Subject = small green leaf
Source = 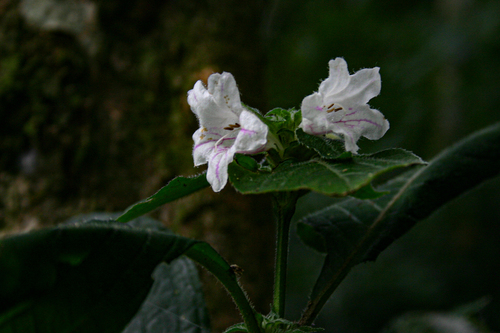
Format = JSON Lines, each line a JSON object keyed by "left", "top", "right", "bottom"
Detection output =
{"left": 116, "top": 173, "right": 209, "bottom": 223}
{"left": 228, "top": 148, "right": 424, "bottom": 196}
{"left": 264, "top": 108, "right": 302, "bottom": 130}
{"left": 234, "top": 153, "right": 259, "bottom": 172}
{"left": 223, "top": 323, "right": 249, "bottom": 333}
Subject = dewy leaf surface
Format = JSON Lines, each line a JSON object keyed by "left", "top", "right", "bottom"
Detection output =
{"left": 229, "top": 148, "right": 424, "bottom": 195}
{"left": 116, "top": 173, "right": 209, "bottom": 223}
{"left": 298, "top": 122, "right": 500, "bottom": 325}
{"left": 0, "top": 217, "right": 226, "bottom": 333}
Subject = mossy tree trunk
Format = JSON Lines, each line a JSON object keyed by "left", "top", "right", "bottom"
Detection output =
{"left": 1, "top": 0, "right": 274, "bottom": 331}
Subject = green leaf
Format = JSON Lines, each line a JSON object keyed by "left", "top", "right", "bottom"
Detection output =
{"left": 350, "top": 183, "right": 389, "bottom": 200}
{"left": 0, "top": 220, "right": 200, "bottom": 333}
{"left": 228, "top": 148, "right": 424, "bottom": 195}
{"left": 297, "top": 122, "right": 500, "bottom": 325}
{"left": 295, "top": 129, "right": 351, "bottom": 160}
{"left": 116, "top": 173, "right": 209, "bottom": 223}
{"left": 296, "top": 222, "right": 327, "bottom": 254}
{"left": 90, "top": 216, "right": 210, "bottom": 333}
{"left": 122, "top": 259, "right": 210, "bottom": 333}
{"left": 0, "top": 215, "right": 255, "bottom": 333}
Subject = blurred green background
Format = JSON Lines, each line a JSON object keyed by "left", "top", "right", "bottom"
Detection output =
{"left": 1, "top": 0, "right": 500, "bottom": 332}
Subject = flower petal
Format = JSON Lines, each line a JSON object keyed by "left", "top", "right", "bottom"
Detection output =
{"left": 206, "top": 146, "right": 234, "bottom": 192}
{"left": 187, "top": 81, "right": 207, "bottom": 118}
{"left": 192, "top": 127, "right": 239, "bottom": 165}
{"left": 342, "top": 105, "right": 389, "bottom": 141}
{"left": 233, "top": 110, "right": 269, "bottom": 154}
{"left": 330, "top": 67, "right": 381, "bottom": 105}
{"left": 208, "top": 72, "right": 244, "bottom": 117}
{"left": 318, "top": 58, "right": 350, "bottom": 97}
{"left": 192, "top": 128, "right": 216, "bottom": 166}
{"left": 301, "top": 92, "right": 325, "bottom": 121}
{"left": 327, "top": 104, "right": 389, "bottom": 153}
{"left": 188, "top": 75, "right": 240, "bottom": 129}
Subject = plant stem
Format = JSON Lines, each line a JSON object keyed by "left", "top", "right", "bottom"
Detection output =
{"left": 272, "top": 191, "right": 300, "bottom": 318}
{"left": 186, "top": 245, "right": 262, "bottom": 333}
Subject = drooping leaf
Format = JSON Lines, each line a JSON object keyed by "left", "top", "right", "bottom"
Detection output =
{"left": 0, "top": 216, "right": 251, "bottom": 333}
{"left": 0, "top": 220, "right": 198, "bottom": 333}
{"left": 65, "top": 214, "right": 210, "bottom": 333}
{"left": 297, "top": 122, "right": 500, "bottom": 325}
{"left": 228, "top": 148, "right": 424, "bottom": 195}
{"left": 116, "top": 173, "right": 209, "bottom": 223}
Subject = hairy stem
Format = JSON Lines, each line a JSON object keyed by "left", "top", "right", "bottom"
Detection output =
{"left": 186, "top": 245, "right": 262, "bottom": 333}
{"left": 272, "top": 191, "right": 300, "bottom": 318}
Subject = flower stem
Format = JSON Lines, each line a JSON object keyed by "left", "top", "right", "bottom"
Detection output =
{"left": 272, "top": 191, "right": 300, "bottom": 318}
{"left": 186, "top": 245, "right": 262, "bottom": 333}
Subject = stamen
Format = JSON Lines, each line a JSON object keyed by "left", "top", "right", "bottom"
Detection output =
{"left": 223, "top": 123, "right": 241, "bottom": 130}
{"left": 327, "top": 106, "right": 343, "bottom": 113}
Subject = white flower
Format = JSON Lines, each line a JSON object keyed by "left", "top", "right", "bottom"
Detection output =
{"left": 300, "top": 58, "right": 389, "bottom": 153}
{"left": 188, "top": 72, "right": 269, "bottom": 192}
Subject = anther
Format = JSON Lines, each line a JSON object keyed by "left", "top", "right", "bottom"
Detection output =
{"left": 223, "top": 123, "right": 240, "bottom": 130}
